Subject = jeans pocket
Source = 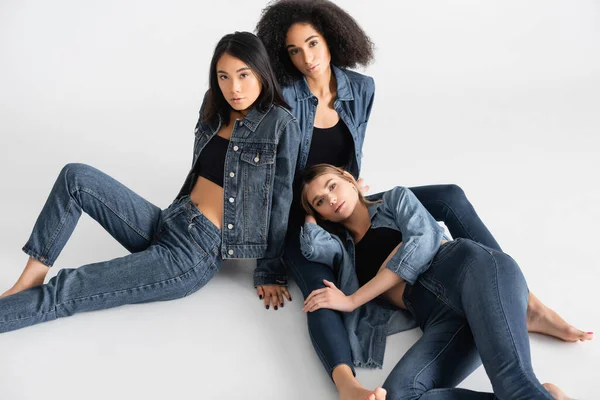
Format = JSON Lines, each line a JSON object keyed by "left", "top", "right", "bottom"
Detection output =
{"left": 430, "top": 239, "right": 461, "bottom": 267}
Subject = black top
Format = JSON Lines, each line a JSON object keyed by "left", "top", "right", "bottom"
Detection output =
{"left": 305, "top": 119, "right": 354, "bottom": 168}
{"left": 193, "top": 135, "right": 229, "bottom": 188}
{"left": 354, "top": 226, "right": 403, "bottom": 286}
{"left": 288, "top": 119, "right": 355, "bottom": 231}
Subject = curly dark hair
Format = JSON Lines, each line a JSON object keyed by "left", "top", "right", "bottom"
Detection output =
{"left": 256, "top": 0, "right": 375, "bottom": 86}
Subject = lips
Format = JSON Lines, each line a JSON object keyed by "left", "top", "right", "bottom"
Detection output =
{"left": 231, "top": 97, "right": 245, "bottom": 103}
{"left": 307, "top": 64, "right": 319, "bottom": 73}
{"left": 335, "top": 201, "right": 345, "bottom": 213}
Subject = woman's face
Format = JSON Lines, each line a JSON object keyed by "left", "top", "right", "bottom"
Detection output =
{"left": 216, "top": 52, "right": 262, "bottom": 113}
{"left": 285, "top": 23, "right": 331, "bottom": 80}
{"left": 305, "top": 172, "right": 359, "bottom": 222}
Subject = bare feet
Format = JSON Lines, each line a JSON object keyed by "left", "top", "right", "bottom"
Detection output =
{"left": 543, "top": 383, "right": 572, "bottom": 400}
{"left": 0, "top": 257, "right": 49, "bottom": 298}
{"left": 333, "top": 365, "right": 386, "bottom": 400}
{"left": 339, "top": 385, "right": 386, "bottom": 400}
{"left": 527, "top": 293, "right": 594, "bottom": 342}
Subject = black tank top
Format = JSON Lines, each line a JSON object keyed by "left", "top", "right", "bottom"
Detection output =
{"left": 354, "top": 226, "right": 403, "bottom": 286}
{"left": 193, "top": 135, "right": 229, "bottom": 187}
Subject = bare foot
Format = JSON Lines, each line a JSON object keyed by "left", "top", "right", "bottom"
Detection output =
{"left": 543, "top": 383, "right": 572, "bottom": 400}
{"left": 527, "top": 293, "right": 594, "bottom": 342}
{"left": 1, "top": 257, "right": 49, "bottom": 298}
{"left": 339, "top": 385, "right": 386, "bottom": 400}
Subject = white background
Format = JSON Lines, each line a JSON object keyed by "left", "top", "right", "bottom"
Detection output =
{"left": 0, "top": 0, "right": 598, "bottom": 399}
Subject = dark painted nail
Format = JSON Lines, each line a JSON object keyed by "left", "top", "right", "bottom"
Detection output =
{"left": 266, "top": 305, "right": 269, "bottom": 310}
{"left": 289, "top": 296, "right": 292, "bottom": 301}
{"left": 259, "top": 295, "right": 263, "bottom": 300}
{"left": 274, "top": 306, "right": 278, "bottom": 310}
{"left": 280, "top": 303, "right": 284, "bottom": 308}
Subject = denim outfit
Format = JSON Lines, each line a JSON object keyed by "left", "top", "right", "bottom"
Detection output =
{"left": 300, "top": 187, "right": 445, "bottom": 368}
{"left": 301, "top": 190, "right": 552, "bottom": 399}
{"left": 0, "top": 99, "right": 300, "bottom": 333}
{"left": 280, "top": 66, "right": 502, "bottom": 377}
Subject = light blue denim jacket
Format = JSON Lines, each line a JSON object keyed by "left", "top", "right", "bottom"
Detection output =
{"left": 254, "top": 66, "right": 375, "bottom": 287}
{"left": 299, "top": 187, "right": 446, "bottom": 369}
{"left": 177, "top": 94, "right": 301, "bottom": 268}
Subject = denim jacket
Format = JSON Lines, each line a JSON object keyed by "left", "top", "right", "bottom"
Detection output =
{"left": 299, "top": 187, "right": 446, "bottom": 369}
{"left": 254, "top": 66, "right": 375, "bottom": 287}
{"left": 176, "top": 94, "right": 301, "bottom": 265}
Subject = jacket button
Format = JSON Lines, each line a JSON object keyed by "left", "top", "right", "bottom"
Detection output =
{"left": 229, "top": 172, "right": 235, "bottom": 178}
{"left": 312, "top": 97, "right": 318, "bottom": 104}
{"left": 229, "top": 197, "right": 235, "bottom": 203}
{"left": 254, "top": 156, "right": 260, "bottom": 163}
{"left": 233, "top": 145, "right": 239, "bottom": 151}
{"left": 227, "top": 224, "right": 233, "bottom": 229}
{"left": 228, "top": 249, "right": 234, "bottom": 255}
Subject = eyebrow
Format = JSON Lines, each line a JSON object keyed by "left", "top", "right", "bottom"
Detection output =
{"left": 311, "top": 178, "right": 333, "bottom": 206}
{"left": 286, "top": 35, "right": 318, "bottom": 49}
{"left": 216, "top": 67, "right": 251, "bottom": 74}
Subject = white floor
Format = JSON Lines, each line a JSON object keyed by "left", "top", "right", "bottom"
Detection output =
{"left": 1, "top": 1, "right": 599, "bottom": 399}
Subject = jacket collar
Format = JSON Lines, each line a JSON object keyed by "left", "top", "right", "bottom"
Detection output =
{"left": 292, "top": 65, "right": 354, "bottom": 102}
{"left": 202, "top": 104, "right": 273, "bottom": 134}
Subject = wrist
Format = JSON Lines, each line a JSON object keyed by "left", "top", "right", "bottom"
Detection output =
{"left": 348, "top": 293, "right": 359, "bottom": 311}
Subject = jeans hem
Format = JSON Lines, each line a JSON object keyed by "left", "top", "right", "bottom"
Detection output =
{"left": 22, "top": 245, "right": 54, "bottom": 268}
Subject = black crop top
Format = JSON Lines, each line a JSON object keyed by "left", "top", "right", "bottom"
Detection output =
{"left": 193, "top": 135, "right": 229, "bottom": 187}
{"left": 354, "top": 226, "right": 403, "bottom": 286}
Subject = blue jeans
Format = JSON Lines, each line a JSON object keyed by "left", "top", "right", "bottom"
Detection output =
{"left": 384, "top": 239, "right": 551, "bottom": 399}
{"left": 286, "top": 184, "right": 502, "bottom": 377}
{"left": 0, "top": 163, "right": 222, "bottom": 333}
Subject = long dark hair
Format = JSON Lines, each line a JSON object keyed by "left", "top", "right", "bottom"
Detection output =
{"left": 203, "top": 31, "right": 289, "bottom": 126}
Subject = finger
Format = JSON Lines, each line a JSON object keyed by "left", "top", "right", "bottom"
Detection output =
{"left": 263, "top": 290, "right": 271, "bottom": 309}
{"left": 257, "top": 286, "right": 264, "bottom": 300}
{"left": 276, "top": 290, "right": 284, "bottom": 309}
{"left": 304, "top": 288, "right": 327, "bottom": 305}
{"left": 303, "top": 294, "right": 326, "bottom": 312}
{"left": 323, "top": 279, "right": 336, "bottom": 288}
{"left": 282, "top": 287, "right": 292, "bottom": 302}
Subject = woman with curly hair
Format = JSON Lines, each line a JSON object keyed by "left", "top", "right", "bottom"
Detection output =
{"left": 255, "top": 1, "right": 592, "bottom": 399}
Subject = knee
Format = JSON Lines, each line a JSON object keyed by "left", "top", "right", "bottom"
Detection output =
{"left": 438, "top": 184, "right": 469, "bottom": 209}
{"left": 58, "top": 163, "right": 93, "bottom": 188}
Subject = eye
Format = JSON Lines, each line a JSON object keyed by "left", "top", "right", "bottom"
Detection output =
{"left": 309, "top": 40, "right": 318, "bottom": 47}
{"left": 289, "top": 48, "right": 299, "bottom": 56}
{"left": 218, "top": 75, "right": 227, "bottom": 80}
{"left": 240, "top": 73, "right": 248, "bottom": 79}
{"left": 316, "top": 198, "right": 323, "bottom": 207}
{"left": 329, "top": 183, "right": 336, "bottom": 191}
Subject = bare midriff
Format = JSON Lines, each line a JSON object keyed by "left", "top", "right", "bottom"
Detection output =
{"left": 189, "top": 177, "right": 224, "bottom": 230}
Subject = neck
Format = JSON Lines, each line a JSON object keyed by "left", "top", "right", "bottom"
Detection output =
{"left": 306, "top": 66, "right": 336, "bottom": 98}
{"left": 341, "top": 202, "right": 371, "bottom": 242}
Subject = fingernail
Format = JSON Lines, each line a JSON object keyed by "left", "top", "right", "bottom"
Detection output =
{"left": 280, "top": 303, "right": 284, "bottom": 308}
{"left": 274, "top": 306, "right": 278, "bottom": 310}
{"left": 587, "top": 332, "right": 594, "bottom": 334}
{"left": 266, "top": 305, "right": 269, "bottom": 310}
{"left": 289, "top": 296, "right": 292, "bottom": 301}
{"left": 259, "top": 295, "right": 263, "bottom": 300}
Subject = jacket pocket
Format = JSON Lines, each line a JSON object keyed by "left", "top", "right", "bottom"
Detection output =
{"left": 239, "top": 146, "right": 276, "bottom": 244}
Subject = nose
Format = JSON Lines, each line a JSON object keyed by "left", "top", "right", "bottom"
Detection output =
{"left": 329, "top": 196, "right": 337, "bottom": 206}
{"left": 303, "top": 50, "right": 313, "bottom": 65}
{"left": 232, "top": 79, "right": 241, "bottom": 93}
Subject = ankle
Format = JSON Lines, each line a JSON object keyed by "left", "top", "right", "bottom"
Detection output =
{"left": 332, "top": 364, "right": 361, "bottom": 391}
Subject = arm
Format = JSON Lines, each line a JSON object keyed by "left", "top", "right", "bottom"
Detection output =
{"left": 253, "top": 116, "right": 301, "bottom": 288}
{"left": 383, "top": 187, "right": 444, "bottom": 285}
{"left": 299, "top": 217, "right": 345, "bottom": 267}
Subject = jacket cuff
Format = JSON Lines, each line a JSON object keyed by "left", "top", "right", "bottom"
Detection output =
{"left": 253, "top": 272, "right": 288, "bottom": 287}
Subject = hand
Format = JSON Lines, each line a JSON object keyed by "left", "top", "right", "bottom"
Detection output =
{"left": 305, "top": 214, "right": 317, "bottom": 224}
{"left": 357, "top": 177, "right": 370, "bottom": 195}
{"left": 256, "top": 285, "right": 292, "bottom": 311}
{"left": 302, "top": 279, "right": 355, "bottom": 313}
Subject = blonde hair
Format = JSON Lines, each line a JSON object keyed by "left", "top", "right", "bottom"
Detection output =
{"left": 300, "top": 164, "right": 375, "bottom": 219}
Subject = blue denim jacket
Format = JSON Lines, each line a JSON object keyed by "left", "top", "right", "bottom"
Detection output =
{"left": 283, "top": 65, "right": 375, "bottom": 178}
{"left": 177, "top": 94, "right": 301, "bottom": 265}
{"left": 254, "top": 66, "right": 375, "bottom": 287}
{"left": 299, "top": 187, "right": 446, "bottom": 369}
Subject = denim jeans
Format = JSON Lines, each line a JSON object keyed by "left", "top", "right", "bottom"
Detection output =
{"left": 287, "top": 184, "right": 502, "bottom": 377}
{"left": 0, "top": 163, "right": 222, "bottom": 333}
{"left": 384, "top": 239, "right": 552, "bottom": 399}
